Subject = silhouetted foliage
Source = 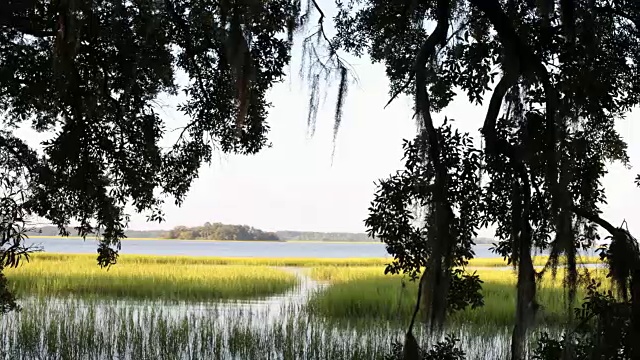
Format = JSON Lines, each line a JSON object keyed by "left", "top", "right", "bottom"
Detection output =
{"left": 0, "top": 269, "right": 18, "bottom": 314}
{"left": 385, "top": 335, "right": 466, "bottom": 360}
{"left": 1, "top": 0, "right": 305, "bottom": 267}
{"left": 366, "top": 120, "right": 484, "bottom": 329}
{"left": 0, "top": 144, "right": 38, "bottom": 313}
{"left": 532, "top": 280, "right": 635, "bottom": 360}
{"left": 347, "top": 0, "right": 639, "bottom": 358}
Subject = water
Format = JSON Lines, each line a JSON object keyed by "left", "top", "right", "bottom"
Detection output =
{"left": 25, "top": 237, "right": 579, "bottom": 258}
{"left": 10, "top": 238, "right": 594, "bottom": 359}
{"left": 0, "top": 269, "right": 517, "bottom": 360}
{"left": 0, "top": 297, "right": 514, "bottom": 359}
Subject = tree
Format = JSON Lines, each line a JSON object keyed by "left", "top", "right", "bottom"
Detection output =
{"left": 340, "top": 1, "right": 639, "bottom": 359}
{"left": 1, "top": 0, "right": 306, "bottom": 311}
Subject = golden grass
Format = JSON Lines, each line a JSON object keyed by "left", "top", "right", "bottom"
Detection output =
{"left": 24, "top": 253, "right": 601, "bottom": 269}
{"left": 26, "top": 253, "right": 393, "bottom": 267}
{"left": 307, "top": 266, "right": 611, "bottom": 327}
{"left": 5, "top": 254, "right": 298, "bottom": 301}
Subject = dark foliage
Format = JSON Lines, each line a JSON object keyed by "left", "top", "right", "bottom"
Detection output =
{"left": 0, "top": 144, "right": 38, "bottom": 313}
{"left": 0, "top": 0, "right": 311, "bottom": 313}
{"left": 532, "top": 281, "right": 634, "bottom": 360}
{"left": 366, "top": 120, "right": 482, "bottom": 281}
{"left": 385, "top": 335, "right": 466, "bottom": 360}
{"left": 0, "top": 0, "right": 304, "bottom": 266}
{"left": 447, "top": 269, "right": 483, "bottom": 313}
{"left": 348, "top": 1, "right": 639, "bottom": 358}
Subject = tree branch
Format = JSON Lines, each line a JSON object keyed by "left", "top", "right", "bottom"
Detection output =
{"left": 468, "top": 0, "right": 560, "bottom": 218}
{"left": 0, "top": 133, "right": 41, "bottom": 174}
{"left": 310, "top": 0, "right": 339, "bottom": 57}
{"left": 571, "top": 206, "right": 619, "bottom": 236}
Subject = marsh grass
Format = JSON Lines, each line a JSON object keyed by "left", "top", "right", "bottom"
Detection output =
{"left": 25, "top": 253, "right": 601, "bottom": 268}
{"left": 4, "top": 256, "right": 298, "bottom": 301}
{"left": 0, "top": 298, "right": 513, "bottom": 360}
{"left": 307, "top": 266, "right": 611, "bottom": 327}
{"left": 468, "top": 254, "right": 602, "bottom": 268}
{"left": 27, "top": 253, "right": 393, "bottom": 267}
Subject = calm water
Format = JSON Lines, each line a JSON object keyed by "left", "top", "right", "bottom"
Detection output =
{"left": 23, "top": 237, "right": 511, "bottom": 258}
{"left": 6, "top": 239, "right": 580, "bottom": 359}
{"left": 1, "top": 268, "right": 515, "bottom": 359}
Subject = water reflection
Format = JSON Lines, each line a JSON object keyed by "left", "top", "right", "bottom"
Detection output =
{"left": 0, "top": 268, "right": 530, "bottom": 360}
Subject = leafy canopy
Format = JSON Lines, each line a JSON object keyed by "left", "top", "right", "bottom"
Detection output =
{"left": 0, "top": 0, "right": 305, "bottom": 270}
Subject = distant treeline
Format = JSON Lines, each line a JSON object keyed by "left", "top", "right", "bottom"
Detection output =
{"left": 25, "top": 225, "right": 495, "bottom": 244}
{"left": 166, "top": 223, "right": 280, "bottom": 241}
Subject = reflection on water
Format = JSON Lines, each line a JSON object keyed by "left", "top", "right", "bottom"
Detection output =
{"left": 0, "top": 298, "right": 516, "bottom": 360}
{"left": 0, "top": 269, "right": 528, "bottom": 360}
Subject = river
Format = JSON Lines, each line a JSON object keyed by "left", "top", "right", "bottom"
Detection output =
{"left": 24, "top": 236, "right": 599, "bottom": 258}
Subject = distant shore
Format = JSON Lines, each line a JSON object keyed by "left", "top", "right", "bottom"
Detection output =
{"left": 26, "top": 235, "right": 383, "bottom": 245}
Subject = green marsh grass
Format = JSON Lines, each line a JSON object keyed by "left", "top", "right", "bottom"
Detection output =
{"left": 4, "top": 255, "right": 298, "bottom": 301}
{"left": 307, "top": 266, "right": 610, "bottom": 327}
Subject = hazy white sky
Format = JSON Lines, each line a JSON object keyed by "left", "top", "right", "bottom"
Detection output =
{"left": 132, "top": 62, "right": 639, "bottom": 237}
{"left": 16, "top": 1, "right": 640, "bottom": 237}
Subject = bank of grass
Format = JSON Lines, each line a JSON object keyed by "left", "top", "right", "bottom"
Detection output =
{"left": 27, "top": 253, "right": 394, "bottom": 267}
{"left": 469, "top": 254, "right": 602, "bottom": 268}
{"left": 4, "top": 255, "right": 298, "bottom": 301}
{"left": 26, "top": 253, "right": 601, "bottom": 268}
{"left": 307, "top": 266, "right": 610, "bottom": 327}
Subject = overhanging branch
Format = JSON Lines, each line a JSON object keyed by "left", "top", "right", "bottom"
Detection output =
{"left": 571, "top": 206, "right": 619, "bottom": 236}
{"left": 468, "top": 0, "right": 560, "bottom": 217}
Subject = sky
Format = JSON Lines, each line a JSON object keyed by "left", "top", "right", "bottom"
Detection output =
{"left": 14, "top": 1, "right": 640, "bottom": 237}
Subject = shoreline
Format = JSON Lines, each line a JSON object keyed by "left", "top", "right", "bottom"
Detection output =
{"left": 25, "top": 235, "right": 497, "bottom": 246}
{"left": 26, "top": 235, "right": 383, "bottom": 245}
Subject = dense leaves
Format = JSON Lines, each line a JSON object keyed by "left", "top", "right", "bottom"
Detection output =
{"left": 0, "top": 0, "right": 303, "bottom": 265}
{"left": 384, "top": 335, "right": 466, "bottom": 360}
{"left": 2, "top": 1, "right": 640, "bottom": 358}
{"left": 351, "top": 0, "right": 639, "bottom": 358}
{"left": 365, "top": 119, "right": 484, "bottom": 321}
{"left": 366, "top": 120, "right": 482, "bottom": 280}
{"left": 0, "top": 0, "right": 306, "bottom": 313}
{"left": 0, "top": 137, "right": 36, "bottom": 313}
{"left": 532, "top": 281, "right": 635, "bottom": 360}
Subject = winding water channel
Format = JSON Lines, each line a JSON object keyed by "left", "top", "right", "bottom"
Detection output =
{"left": 1, "top": 237, "right": 589, "bottom": 359}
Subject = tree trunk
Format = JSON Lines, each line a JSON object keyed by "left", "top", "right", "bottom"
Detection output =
{"left": 631, "top": 269, "right": 640, "bottom": 358}
{"left": 511, "top": 179, "right": 536, "bottom": 360}
{"left": 511, "top": 244, "right": 535, "bottom": 360}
